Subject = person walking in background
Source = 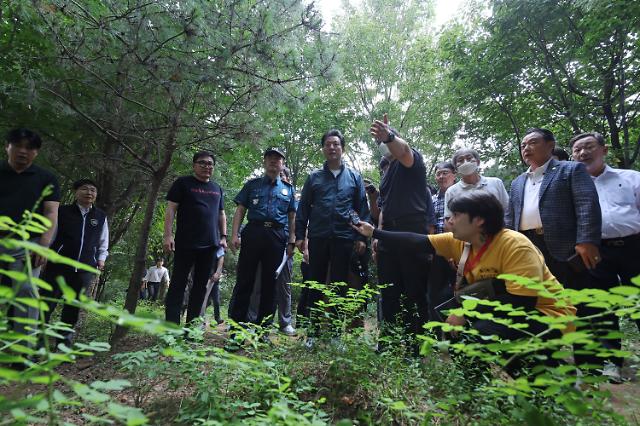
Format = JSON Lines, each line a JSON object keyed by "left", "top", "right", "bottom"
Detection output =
{"left": 142, "top": 258, "right": 170, "bottom": 302}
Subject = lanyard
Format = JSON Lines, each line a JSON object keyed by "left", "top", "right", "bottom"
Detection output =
{"left": 463, "top": 237, "right": 493, "bottom": 276}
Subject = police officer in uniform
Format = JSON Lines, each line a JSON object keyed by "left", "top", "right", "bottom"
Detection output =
{"left": 229, "top": 147, "right": 296, "bottom": 329}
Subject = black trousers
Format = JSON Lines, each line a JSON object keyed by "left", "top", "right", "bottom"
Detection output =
{"left": 166, "top": 246, "right": 217, "bottom": 325}
{"left": 298, "top": 237, "right": 354, "bottom": 329}
{"left": 524, "top": 232, "right": 613, "bottom": 368}
{"left": 377, "top": 219, "right": 431, "bottom": 337}
{"left": 229, "top": 223, "right": 285, "bottom": 326}
{"left": 472, "top": 318, "right": 562, "bottom": 376}
{"left": 428, "top": 255, "right": 456, "bottom": 322}
{"left": 588, "top": 234, "right": 640, "bottom": 366}
{"left": 41, "top": 264, "right": 95, "bottom": 329}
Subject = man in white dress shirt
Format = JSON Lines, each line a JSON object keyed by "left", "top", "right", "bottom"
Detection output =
{"left": 443, "top": 148, "right": 509, "bottom": 221}
{"left": 571, "top": 131, "right": 640, "bottom": 383}
{"left": 143, "top": 258, "right": 170, "bottom": 302}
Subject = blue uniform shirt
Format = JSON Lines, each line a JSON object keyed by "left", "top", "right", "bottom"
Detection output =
{"left": 234, "top": 175, "right": 296, "bottom": 226}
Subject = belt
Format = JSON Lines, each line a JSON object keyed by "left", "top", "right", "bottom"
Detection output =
{"left": 383, "top": 214, "right": 428, "bottom": 229}
{"left": 602, "top": 233, "right": 640, "bottom": 247}
{"left": 248, "top": 220, "right": 285, "bottom": 229}
{"left": 522, "top": 227, "right": 544, "bottom": 236}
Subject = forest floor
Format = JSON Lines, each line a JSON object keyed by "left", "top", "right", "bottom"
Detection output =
{"left": 4, "top": 302, "right": 640, "bottom": 425}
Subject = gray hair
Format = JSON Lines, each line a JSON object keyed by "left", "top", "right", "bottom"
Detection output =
{"left": 451, "top": 148, "right": 480, "bottom": 168}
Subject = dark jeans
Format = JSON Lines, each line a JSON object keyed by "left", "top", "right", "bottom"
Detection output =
{"left": 166, "top": 246, "right": 217, "bottom": 325}
{"left": 525, "top": 232, "right": 610, "bottom": 368}
{"left": 299, "top": 237, "right": 354, "bottom": 332}
{"left": 229, "top": 224, "right": 285, "bottom": 326}
{"left": 41, "top": 263, "right": 95, "bottom": 328}
{"left": 147, "top": 282, "right": 160, "bottom": 301}
{"left": 377, "top": 218, "right": 431, "bottom": 338}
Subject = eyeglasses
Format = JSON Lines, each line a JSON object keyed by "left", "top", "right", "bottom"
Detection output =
{"left": 78, "top": 186, "right": 97, "bottom": 193}
{"left": 195, "top": 161, "right": 215, "bottom": 168}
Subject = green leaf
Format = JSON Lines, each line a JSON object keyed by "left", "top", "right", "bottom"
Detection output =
{"left": 609, "top": 286, "right": 639, "bottom": 296}
{"left": 90, "top": 379, "right": 131, "bottom": 391}
{"left": 56, "top": 276, "right": 77, "bottom": 302}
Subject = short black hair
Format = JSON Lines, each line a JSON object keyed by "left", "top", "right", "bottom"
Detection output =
{"left": 524, "top": 128, "right": 556, "bottom": 143}
{"left": 321, "top": 129, "right": 345, "bottom": 148}
{"left": 435, "top": 161, "right": 455, "bottom": 173}
{"left": 448, "top": 192, "right": 505, "bottom": 236}
{"left": 73, "top": 178, "right": 98, "bottom": 190}
{"left": 6, "top": 128, "right": 42, "bottom": 149}
{"left": 156, "top": 257, "right": 164, "bottom": 263}
{"left": 552, "top": 147, "right": 569, "bottom": 161}
{"left": 193, "top": 150, "right": 216, "bottom": 164}
{"left": 569, "top": 132, "right": 605, "bottom": 148}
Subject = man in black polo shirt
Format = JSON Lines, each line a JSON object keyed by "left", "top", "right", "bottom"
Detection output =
{"left": 163, "top": 151, "right": 227, "bottom": 326}
{"left": 0, "top": 128, "right": 60, "bottom": 340}
{"left": 370, "top": 114, "right": 435, "bottom": 347}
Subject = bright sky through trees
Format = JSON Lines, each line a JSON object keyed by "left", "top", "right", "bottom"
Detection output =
{"left": 315, "top": 0, "right": 465, "bottom": 29}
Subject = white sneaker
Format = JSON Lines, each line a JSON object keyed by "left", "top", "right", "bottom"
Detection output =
{"left": 280, "top": 325, "right": 297, "bottom": 336}
{"left": 602, "top": 362, "right": 623, "bottom": 384}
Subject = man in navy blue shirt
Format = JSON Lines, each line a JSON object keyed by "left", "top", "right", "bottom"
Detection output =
{"left": 295, "top": 130, "right": 371, "bottom": 334}
{"left": 229, "top": 148, "right": 296, "bottom": 332}
{"left": 163, "top": 151, "right": 227, "bottom": 325}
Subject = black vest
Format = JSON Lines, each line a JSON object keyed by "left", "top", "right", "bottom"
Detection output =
{"left": 50, "top": 204, "right": 107, "bottom": 267}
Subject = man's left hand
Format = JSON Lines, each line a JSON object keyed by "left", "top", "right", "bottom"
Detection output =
{"left": 219, "top": 236, "right": 228, "bottom": 249}
{"left": 286, "top": 242, "right": 295, "bottom": 257}
{"left": 575, "top": 242, "right": 600, "bottom": 269}
{"left": 354, "top": 241, "right": 366, "bottom": 255}
{"left": 97, "top": 260, "right": 105, "bottom": 271}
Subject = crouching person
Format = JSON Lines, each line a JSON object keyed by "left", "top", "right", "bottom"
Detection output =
{"left": 352, "top": 192, "right": 576, "bottom": 374}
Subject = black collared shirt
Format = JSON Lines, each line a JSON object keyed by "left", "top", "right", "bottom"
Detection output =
{"left": 0, "top": 161, "right": 60, "bottom": 223}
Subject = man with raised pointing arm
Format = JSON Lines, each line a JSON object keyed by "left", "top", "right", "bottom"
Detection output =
{"left": 369, "top": 114, "right": 435, "bottom": 346}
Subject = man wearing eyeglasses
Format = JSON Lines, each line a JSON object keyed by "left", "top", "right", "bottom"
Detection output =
{"left": 42, "top": 178, "right": 108, "bottom": 345}
{"left": 164, "top": 151, "right": 227, "bottom": 326}
{"left": 571, "top": 131, "right": 640, "bottom": 383}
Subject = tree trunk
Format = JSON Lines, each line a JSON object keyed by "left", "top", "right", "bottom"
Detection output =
{"left": 110, "top": 167, "right": 170, "bottom": 343}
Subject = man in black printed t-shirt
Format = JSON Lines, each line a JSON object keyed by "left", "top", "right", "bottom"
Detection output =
{"left": 163, "top": 151, "right": 227, "bottom": 325}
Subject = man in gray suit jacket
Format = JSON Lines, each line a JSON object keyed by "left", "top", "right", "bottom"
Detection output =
{"left": 507, "top": 127, "right": 602, "bottom": 369}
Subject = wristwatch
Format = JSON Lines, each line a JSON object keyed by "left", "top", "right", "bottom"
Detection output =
{"left": 384, "top": 130, "right": 396, "bottom": 144}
